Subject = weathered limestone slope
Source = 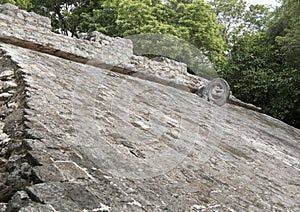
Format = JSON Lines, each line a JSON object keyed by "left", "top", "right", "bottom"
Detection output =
{"left": 0, "top": 3, "right": 299, "bottom": 211}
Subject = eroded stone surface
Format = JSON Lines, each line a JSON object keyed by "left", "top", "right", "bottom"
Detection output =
{"left": 0, "top": 3, "right": 299, "bottom": 212}
{"left": 0, "top": 43, "right": 298, "bottom": 211}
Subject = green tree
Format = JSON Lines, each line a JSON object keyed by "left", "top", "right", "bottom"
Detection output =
{"left": 29, "top": 0, "right": 86, "bottom": 34}
{"left": 273, "top": 0, "right": 300, "bottom": 71}
{"left": 221, "top": 0, "right": 300, "bottom": 128}
{"left": 67, "top": 0, "right": 224, "bottom": 75}
{"left": 209, "top": 0, "right": 270, "bottom": 51}
{"left": 271, "top": 0, "right": 300, "bottom": 127}
{"left": 0, "top": 0, "right": 31, "bottom": 9}
{"left": 174, "top": 1, "right": 224, "bottom": 66}
{"left": 209, "top": 0, "right": 247, "bottom": 47}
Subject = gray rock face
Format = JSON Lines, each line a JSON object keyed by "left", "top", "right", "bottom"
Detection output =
{"left": 0, "top": 3, "right": 299, "bottom": 211}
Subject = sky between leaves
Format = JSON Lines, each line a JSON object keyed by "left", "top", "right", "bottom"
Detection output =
{"left": 246, "top": 0, "right": 281, "bottom": 7}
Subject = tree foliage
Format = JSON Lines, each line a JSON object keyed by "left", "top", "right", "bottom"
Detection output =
{"left": 209, "top": 0, "right": 270, "bottom": 52}
{"left": 220, "top": 0, "right": 300, "bottom": 128}
{"left": 58, "top": 0, "right": 224, "bottom": 77}
{"left": 0, "top": 0, "right": 31, "bottom": 9}
{"left": 67, "top": 0, "right": 225, "bottom": 70}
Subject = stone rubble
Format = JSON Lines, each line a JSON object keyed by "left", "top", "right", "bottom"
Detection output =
{"left": 0, "top": 3, "right": 299, "bottom": 212}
